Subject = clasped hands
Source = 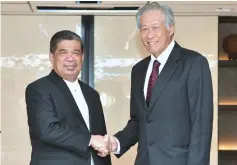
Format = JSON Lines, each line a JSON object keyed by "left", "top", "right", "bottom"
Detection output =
{"left": 90, "top": 135, "right": 118, "bottom": 157}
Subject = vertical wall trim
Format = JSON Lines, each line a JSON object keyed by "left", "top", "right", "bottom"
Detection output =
{"left": 81, "top": 15, "right": 94, "bottom": 87}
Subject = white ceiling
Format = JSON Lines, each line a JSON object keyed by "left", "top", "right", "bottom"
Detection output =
{"left": 1, "top": 1, "right": 237, "bottom": 16}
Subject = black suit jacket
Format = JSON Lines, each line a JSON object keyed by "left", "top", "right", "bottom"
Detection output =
{"left": 25, "top": 70, "right": 111, "bottom": 165}
{"left": 115, "top": 42, "right": 213, "bottom": 165}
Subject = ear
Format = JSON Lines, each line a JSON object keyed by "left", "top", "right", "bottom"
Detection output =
{"left": 168, "top": 24, "right": 175, "bottom": 36}
{"left": 82, "top": 54, "right": 84, "bottom": 61}
{"left": 49, "top": 53, "right": 54, "bottom": 64}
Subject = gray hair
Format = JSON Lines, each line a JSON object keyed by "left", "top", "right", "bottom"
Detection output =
{"left": 136, "top": 2, "right": 175, "bottom": 29}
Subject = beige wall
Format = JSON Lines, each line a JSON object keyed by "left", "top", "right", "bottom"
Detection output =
{"left": 94, "top": 16, "right": 218, "bottom": 165}
{"left": 1, "top": 15, "right": 218, "bottom": 165}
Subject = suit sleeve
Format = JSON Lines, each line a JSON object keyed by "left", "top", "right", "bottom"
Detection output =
{"left": 114, "top": 67, "right": 139, "bottom": 158}
{"left": 186, "top": 55, "right": 213, "bottom": 165}
{"left": 25, "top": 84, "right": 91, "bottom": 156}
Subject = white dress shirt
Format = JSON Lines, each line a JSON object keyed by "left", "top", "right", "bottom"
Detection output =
{"left": 115, "top": 40, "right": 175, "bottom": 154}
{"left": 64, "top": 79, "right": 94, "bottom": 165}
{"left": 143, "top": 40, "right": 175, "bottom": 98}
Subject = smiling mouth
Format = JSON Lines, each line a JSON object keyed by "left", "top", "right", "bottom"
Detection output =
{"left": 65, "top": 65, "right": 77, "bottom": 70}
{"left": 148, "top": 42, "right": 158, "bottom": 45}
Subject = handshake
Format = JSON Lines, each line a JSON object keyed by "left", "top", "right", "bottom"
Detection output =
{"left": 89, "top": 135, "right": 118, "bottom": 157}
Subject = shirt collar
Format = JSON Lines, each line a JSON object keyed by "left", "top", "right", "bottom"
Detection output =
{"left": 64, "top": 79, "right": 78, "bottom": 88}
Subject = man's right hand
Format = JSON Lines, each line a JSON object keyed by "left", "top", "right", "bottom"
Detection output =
{"left": 108, "top": 135, "right": 118, "bottom": 153}
{"left": 97, "top": 135, "right": 118, "bottom": 157}
{"left": 89, "top": 135, "right": 118, "bottom": 157}
{"left": 90, "top": 135, "right": 110, "bottom": 157}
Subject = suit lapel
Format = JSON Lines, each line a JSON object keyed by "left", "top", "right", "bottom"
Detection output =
{"left": 78, "top": 81, "right": 93, "bottom": 132}
{"left": 138, "top": 57, "right": 150, "bottom": 111}
{"left": 148, "top": 43, "right": 181, "bottom": 112}
{"left": 48, "top": 70, "right": 89, "bottom": 132}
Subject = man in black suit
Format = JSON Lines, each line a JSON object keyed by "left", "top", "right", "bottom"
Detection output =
{"left": 102, "top": 2, "right": 213, "bottom": 165}
{"left": 25, "top": 30, "right": 111, "bottom": 165}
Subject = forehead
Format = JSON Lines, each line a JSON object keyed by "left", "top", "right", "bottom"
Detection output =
{"left": 56, "top": 40, "right": 82, "bottom": 50}
{"left": 140, "top": 10, "right": 165, "bottom": 26}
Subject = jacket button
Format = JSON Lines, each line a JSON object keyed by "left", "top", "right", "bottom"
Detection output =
{"left": 149, "top": 142, "right": 154, "bottom": 146}
{"left": 147, "top": 117, "right": 152, "bottom": 123}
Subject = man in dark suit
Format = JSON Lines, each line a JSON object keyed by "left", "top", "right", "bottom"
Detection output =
{"left": 25, "top": 30, "right": 111, "bottom": 165}
{"left": 102, "top": 2, "right": 213, "bottom": 165}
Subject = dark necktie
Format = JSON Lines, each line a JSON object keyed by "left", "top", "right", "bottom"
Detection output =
{"left": 146, "top": 60, "right": 160, "bottom": 105}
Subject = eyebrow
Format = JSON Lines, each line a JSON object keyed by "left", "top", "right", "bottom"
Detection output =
{"left": 141, "top": 25, "right": 148, "bottom": 28}
{"left": 58, "top": 49, "right": 67, "bottom": 52}
{"left": 73, "top": 49, "right": 81, "bottom": 53}
{"left": 58, "top": 49, "right": 81, "bottom": 52}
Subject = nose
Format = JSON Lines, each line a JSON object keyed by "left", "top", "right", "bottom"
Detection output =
{"left": 65, "top": 52, "right": 74, "bottom": 61}
{"left": 147, "top": 28, "right": 155, "bottom": 39}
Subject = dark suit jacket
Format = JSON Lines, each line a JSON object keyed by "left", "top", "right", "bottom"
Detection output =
{"left": 25, "top": 70, "right": 111, "bottom": 165}
{"left": 115, "top": 42, "right": 213, "bottom": 165}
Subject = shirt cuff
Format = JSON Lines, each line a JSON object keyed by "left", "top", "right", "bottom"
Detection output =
{"left": 113, "top": 137, "right": 121, "bottom": 154}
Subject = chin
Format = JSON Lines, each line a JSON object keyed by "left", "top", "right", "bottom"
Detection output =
{"left": 148, "top": 50, "right": 159, "bottom": 55}
{"left": 146, "top": 47, "right": 158, "bottom": 53}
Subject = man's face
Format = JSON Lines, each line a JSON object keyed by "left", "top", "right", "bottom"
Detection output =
{"left": 140, "top": 10, "right": 174, "bottom": 57}
{"left": 50, "top": 40, "right": 83, "bottom": 81}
